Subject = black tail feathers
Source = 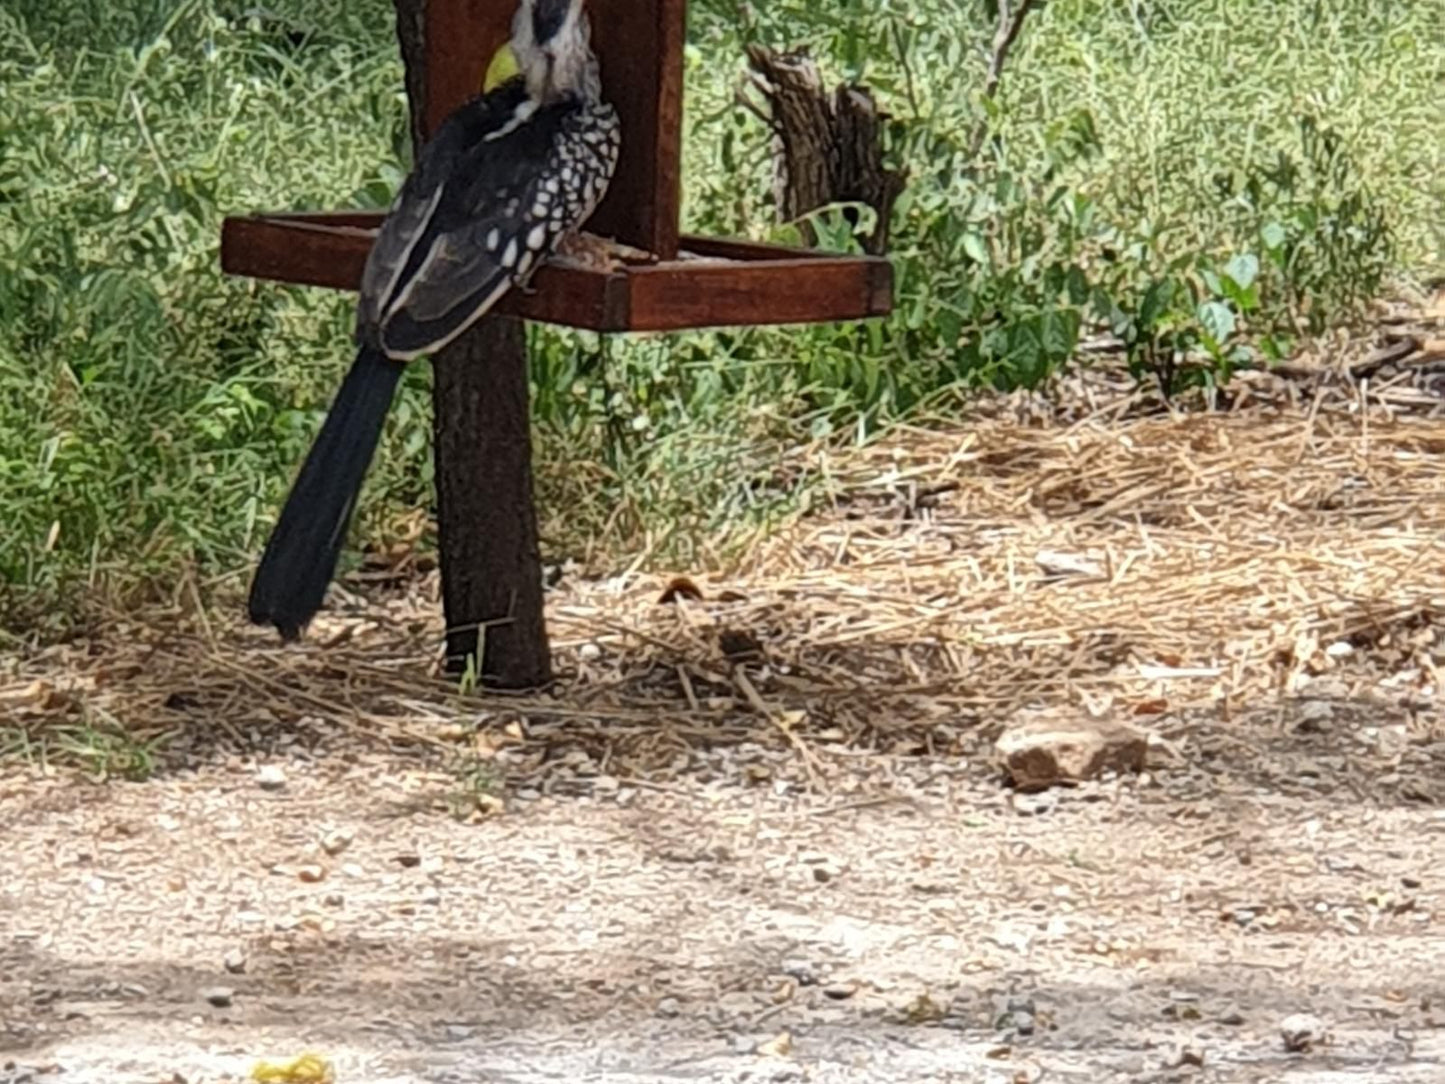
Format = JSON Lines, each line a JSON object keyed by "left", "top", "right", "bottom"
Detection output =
{"left": 248, "top": 345, "right": 404, "bottom": 640}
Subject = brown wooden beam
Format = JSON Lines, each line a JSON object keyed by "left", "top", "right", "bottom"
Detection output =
{"left": 221, "top": 213, "right": 892, "bottom": 332}
{"left": 585, "top": 0, "right": 685, "bottom": 256}
{"left": 396, "top": 0, "right": 550, "bottom": 688}
{"left": 424, "top": 0, "right": 686, "bottom": 258}
{"left": 430, "top": 317, "right": 552, "bottom": 686}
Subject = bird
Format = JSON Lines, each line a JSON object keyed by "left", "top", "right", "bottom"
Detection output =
{"left": 247, "top": 0, "right": 620, "bottom": 641}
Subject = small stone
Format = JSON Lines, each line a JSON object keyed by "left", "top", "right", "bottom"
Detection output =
{"left": 1219, "top": 1008, "right": 1246, "bottom": 1026}
{"left": 200, "top": 986, "right": 234, "bottom": 1008}
{"left": 1173, "top": 1044, "right": 1205, "bottom": 1068}
{"left": 420, "top": 886, "right": 441, "bottom": 905}
{"left": 656, "top": 997, "right": 681, "bottom": 1017}
{"left": 516, "top": 788, "right": 541, "bottom": 801}
{"left": 296, "top": 864, "right": 325, "bottom": 883}
{"left": 755, "top": 1031, "right": 793, "bottom": 1057}
{"left": 255, "top": 765, "right": 286, "bottom": 791}
{"left": 395, "top": 853, "right": 420, "bottom": 869}
{"left": 1010, "top": 791, "right": 1058, "bottom": 816}
{"left": 323, "top": 891, "right": 344, "bottom": 907}
{"left": 886, "top": 990, "right": 947, "bottom": 1025}
{"left": 1296, "top": 701, "right": 1334, "bottom": 733}
{"left": 592, "top": 775, "right": 620, "bottom": 795}
{"left": 1280, "top": 1012, "right": 1327, "bottom": 1053}
{"left": 822, "top": 981, "right": 858, "bottom": 1001}
{"left": 1011, "top": 1010, "right": 1036, "bottom": 1036}
{"left": 1164, "top": 1002, "right": 1202, "bottom": 1021}
{"left": 445, "top": 1024, "right": 475, "bottom": 1040}
{"left": 578, "top": 642, "right": 602, "bottom": 661}
{"left": 320, "top": 829, "right": 353, "bottom": 856}
{"left": 782, "top": 958, "right": 819, "bottom": 986}
{"left": 994, "top": 711, "right": 1148, "bottom": 790}
{"left": 222, "top": 949, "right": 247, "bottom": 974}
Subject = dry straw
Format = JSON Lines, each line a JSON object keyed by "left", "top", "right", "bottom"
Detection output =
{"left": 4, "top": 373, "right": 1442, "bottom": 780}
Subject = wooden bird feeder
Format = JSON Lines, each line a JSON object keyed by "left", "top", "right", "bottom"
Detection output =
{"left": 221, "top": 0, "right": 892, "bottom": 329}
{"left": 220, "top": 0, "right": 893, "bottom": 684}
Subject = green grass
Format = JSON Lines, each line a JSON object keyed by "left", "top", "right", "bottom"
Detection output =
{"left": 0, "top": 0, "right": 1439, "bottom": 635}
{"left": 1, "top": 714, "right": 168, "bottom": 779}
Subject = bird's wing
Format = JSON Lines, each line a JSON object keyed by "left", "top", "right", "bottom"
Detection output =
{"left": 356, "top": 82, "right": 577, "bottom": 360}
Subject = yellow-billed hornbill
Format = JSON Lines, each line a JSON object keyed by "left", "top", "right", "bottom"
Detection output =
{"left": 248, "top": 0, "right": 619, "bottom": 640}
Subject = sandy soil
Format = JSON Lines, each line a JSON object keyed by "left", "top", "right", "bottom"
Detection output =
{"left": 3, "top": 697, "right": 1443, "bottom": 1083}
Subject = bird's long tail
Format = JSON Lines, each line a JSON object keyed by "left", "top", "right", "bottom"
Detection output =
{"left": 248, "top": 345, "right": 404, "bottom": 640}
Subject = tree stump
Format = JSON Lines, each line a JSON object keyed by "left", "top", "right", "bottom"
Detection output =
{"left": 742, "top": 44, "right": 907, "bottom": 256}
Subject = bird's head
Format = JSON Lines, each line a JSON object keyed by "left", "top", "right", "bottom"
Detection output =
{"left": 509, "top": 0, "right": 599, "bottom": 104}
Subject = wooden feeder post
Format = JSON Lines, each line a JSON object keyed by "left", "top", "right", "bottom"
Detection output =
{"left": 221, "top": 0, "right": 893, "bottom": 688}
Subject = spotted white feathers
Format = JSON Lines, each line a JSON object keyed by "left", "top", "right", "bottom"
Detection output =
{"left": 353, "top": 0, "right": 620, "bottom": 362}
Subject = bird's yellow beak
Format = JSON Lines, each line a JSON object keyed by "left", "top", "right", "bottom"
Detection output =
{"left": 483, "top": 44, "right": 520, "bottom": 92}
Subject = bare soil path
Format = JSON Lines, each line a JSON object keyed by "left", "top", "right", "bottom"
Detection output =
{"left": 4, "top": 699, "right": 1444, "bottom": 1083}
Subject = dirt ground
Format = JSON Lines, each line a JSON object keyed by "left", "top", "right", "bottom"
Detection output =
{"left": 4, "top": 341, "right": 1445, "bottom": 1082}
{"left": 2, "top": 714, "right": 1443, "bottom": 1084}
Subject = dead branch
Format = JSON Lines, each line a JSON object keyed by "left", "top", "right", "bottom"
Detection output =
{"left": 966, "top": 0, "right": 1046, "bottom": 161}
{"left": 742, "top": 44, "right": 908, "bottom": 256}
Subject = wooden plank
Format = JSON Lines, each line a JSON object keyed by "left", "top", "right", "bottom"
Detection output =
{"left": 220, "top": 215, "right": 628, "bottom": 329}
{"left": 220, "top": 216, "right": 372, "bottom": 292}
{"left": 680, "top": 234, "right": 867, "bottom": 262}
{"left": 221, "top": 214, "right": 893, "bottom": 331}
{"left": 624, "top": 254, "right": 893, "bottom": 331}
{"left": 273, "top": 210, "right": 387, "bottom": 229}
{"left": 232, "top": 214, "right": 861, "bottom": 265}
{"left": 424, "top": 0, "right": 513, "bottom": 138}
{"left": 423, "top": 0, "right": 683, "bottom": 257}
{"left": 585, "top": 0, "right": 684, "bottom": 257}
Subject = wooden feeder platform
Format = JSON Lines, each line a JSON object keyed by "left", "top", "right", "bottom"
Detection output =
{"left": 222, "top": 212, "right": 892, "bottom": 332}
{"left": 219, "top": 0, "right": 893, "bottom": 333}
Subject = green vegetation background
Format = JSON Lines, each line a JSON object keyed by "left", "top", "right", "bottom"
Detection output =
{"left": 1, "top": 0, "right": 1439, "bottom": 633}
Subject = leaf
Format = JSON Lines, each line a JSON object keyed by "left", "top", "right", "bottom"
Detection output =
{"left": 936, "top": 303, "right": 963, "bottom": 346}
{"left": 1197, "top": 300, "right": 1235, "bottom": 343}
{"left": 1066, "top": 266, "right": 1090, "bottom": 305}
{"left": 1041, "top": 307, "right": 1082, "bottom": 358}
{"left": 961, "top": 232, "right": 989, "bottom": 264}
{"left": 1260, "top": 333, "right": 1293, "bottom": 362}
{"left": 1138, "top": 277, "right": 1177, "bottom": 331}
{"left": 1224, "top": 253, "right": 1259, "bottom": 291}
